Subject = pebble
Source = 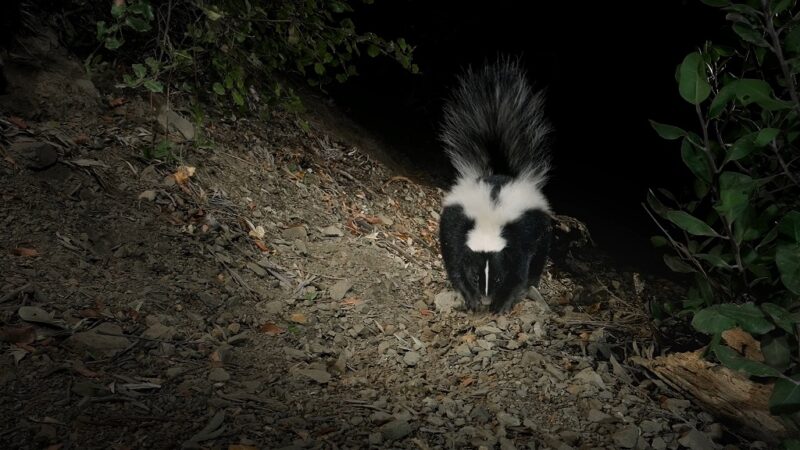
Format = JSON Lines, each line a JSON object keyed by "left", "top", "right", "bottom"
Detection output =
{"left": 297, "top": 369, "right": 331, "bottom": 384}
{"left": 69, "top": 323, "right": 130, "bottom": 357}
{"left": 263, "top": 301, "right": 283, "bottom": 315}
{"left": 497, "top": 412, "right": 521, "bottom": 427}
{"left": 329, "top": 279, "right": 353, "bottom": 300}
{"left": 282, "top": 225, "right": 307, "bottom": 241}
{"left": 574, "top": 367, "right": 606, "bottom": 389}
{"left": 10, "top": 141, "right": 58, "bottom": 170}
{"left": 455, "top": 344, "right": 472, "bottom": 357}
{"left": 246, "top": 262, "right": 267, "bottom": 277}
{"left": 208, "top": 367, "right": 230, "bottom": 382}
{"left": 379, "top": 420, "right": 411, "bottom": 441}
{"left": 403, "top": 351, "right": 421, "bottom": 367}
{"left": 142, "top": 323, "right": 175, "bottom": 340}
{"left": 434, "top": 290, "right": 463, "bottom": 312}
{"left": 320, "top": 225, "right": 344, "bottom": 237}
{"left": 587, "top": 409, "right": 614, "bottom": 424}
{"left": 476, "top": 325, "right": 502, "bottom": 336}
{"left": 612, "top": 425, "right": 641, "bottom": 449}
{"left": 678, "top": 429, "right": 717, "bottom": 450}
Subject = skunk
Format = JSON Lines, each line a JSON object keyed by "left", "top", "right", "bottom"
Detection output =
{"left": 438, "top": 57, "right": 554, "bottom": 313}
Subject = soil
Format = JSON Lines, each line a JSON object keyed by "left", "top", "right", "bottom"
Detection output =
{"left": 0, "top": 29, "right": 766, "bottom": 450}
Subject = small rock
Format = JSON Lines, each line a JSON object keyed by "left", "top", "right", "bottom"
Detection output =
{"left": 10, "top": 142, "right": 58, "bottom": 170}
{"left": 663, "top": 397, "right": 691, "bottom": 413}
{"left": 434, "top": 290, "right": 463, "bottom": 313}
{"left": 651, "top": 437, "right": 667, "bottom": 450}
{"left": 142, "top": 323, "right": 175, "bottom": 341}
{"left": 368, "top": 432, "right": 383, "bottom": 445}
{"left": 574, "top": 367, "right": 606, "bottom": 389}
{"left": 369, "top": 411, "right": 393, "bottom": 425}
{"left": 297, "top": 369, "right": 331, "bottom": 384}
{"left": 138, "top": 190, "right": 157, "bottom": 201}
{"left": 282, "top": 226, "right": 307, "bottom": 241}
{"left": 612, "top": 425, "right": 641, "bottom": 449}
{"left": 157, "top": 106, "right": 195, "bottom": 140}
{"left": 678, "top": 429, "right": 717, "bottom": 450}
{"left": 320, "top": 225, "right": 344, "bottom": 237}
{"left": 476, "top": 325, "right": 502, "bottom": 336}
{"left": 263, "top": 301, "right": 283, "bottom": 315}
{"left": 293, "top": 240, "right": 308, "bottom": 256}
{"left": 228, "top": 322, "right": 241, "bottom": 334}
{"left": 247, "top": 262, "right": 267, "bottom": 277}
{"left": 586, "top": 409, "right": 614, "bottom": 424}
{"left": 165, "top": 366, "right": 186, "bottom": 379}
{"left": 641, "top": 419, "right": 663, "bottom": 435}
{"left": 380, "top": 420, "right": 412, "bottom": 441}
{"left": 455, "top": 344, "right": 473, "bottom": 357}
{"left": 497, "top": 412, "right": 521, "bottom": 427}
{"left": 378, "top": 341, "right": 392, "bottom": 354}
{"left": 329, "top": 279, "right": 353, "bottom": 300}
{"left": 378, "top": 214, "right": 394, "bottom": 226}
{"left": 208, "top": 367, "right": 230, "bottom": 382}
{"left": 403, "top": 351, "right": 421, "bottom": 367}
{"left": 69, "top": 323, "right": 130, "bottom": 357}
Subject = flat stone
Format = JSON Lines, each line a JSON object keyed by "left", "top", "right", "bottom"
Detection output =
{"left": 208, "top": 367, "right": 230, "bottom": 382}
{"left": 380, "top": 420, "right": 411, "bottom": 441}
{"left": 297, "top": 369, "right": 331, "bottom": 384}
{"left": 612, "top": 425, "right": 641, "bottom": 449}
{"left": 142, "top": 323, "right": 175, "bottom": 341}
{"left": 329, "top": 279, "right": 353, "bottom": 300}
{"left": 434, "top": 290, "right": 463, "bottom": 313}
{"left": 319, "top": 225, "right": 344, "bottom": 237}
{"left": 10, "top": 141, "right": 58, "bottom": 170}
{"left": 282, "top": 226, "right": 307, "bottom": 241}
{"left": 69, "top": 323, "right": 130, "bottom": 357}
{"left": 403, "top": 351, "right": 421, "bottom": 367}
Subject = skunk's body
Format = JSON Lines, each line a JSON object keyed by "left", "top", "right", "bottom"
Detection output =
{"left": 438, "top": 58, "right": 554, "bottom": 313}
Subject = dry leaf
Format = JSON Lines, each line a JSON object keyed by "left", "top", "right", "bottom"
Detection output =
{"left": 73, "top": 134, "right": 90, "bottom": 145}
{"left": 290, "top": 313, "right": 307, "bottom": 324}
{"left": 229, "top": 445, "right": 258, "bottom": 450}
{"left": 9, "top": 116, "right": 28, "bottom": 129}
{"left": 0, "top": 325, "right": 36, "bottom": 344}
{"left": 340, "top": 297, "right": 362, "bottom": 307}
{"left": 461, "top": 334, "right": 477, "bottom": 344}
{"left": 78, "top": 308, "right": 101, "bottom": 318}
{"left": 722, "top": 327, "right": 764, "bottom": 361}
{"left": 209, "top": 350, "right": 223, "bottom": 368}
{"left": 460, "top": 377, "right": 475, "bottom": 387}
{"left": 73, "top": 361, "right": 101, "bottom": 378}
{"left": 109, "top": 97, "right": 126, "bottom": 107}
{"left": 172, "top": 165, "right": 196, "bottom": 185}
{"left": 253, "top": 240, "right": 270, "bottom": 252}
{"left": 419, "top": 309, "right": 433, "bottom": 316}
{"left": 12, "top": 247, "right": 39, "bottom": 257}
{"left": 248, "top": 226, "right": 266, "bottom": 239}
{"left": 259, "top": 323, "right": 285, "bottom": 335}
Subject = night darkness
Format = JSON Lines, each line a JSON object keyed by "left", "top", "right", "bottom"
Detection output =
{"left": 324, "top": 0, "right": 731, "bottom": 274}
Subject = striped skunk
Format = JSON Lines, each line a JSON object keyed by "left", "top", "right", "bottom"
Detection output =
{"left": 438, "top": 57, "right": 554, "bottom": 313}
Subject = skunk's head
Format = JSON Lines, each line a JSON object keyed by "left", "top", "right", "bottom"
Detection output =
{"left": 457, "top": 249, "right": 529, "bottom": 313}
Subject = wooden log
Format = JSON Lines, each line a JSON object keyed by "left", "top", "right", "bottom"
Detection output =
{"left": 631, "top": 350, "right": 796, "bottom": 444}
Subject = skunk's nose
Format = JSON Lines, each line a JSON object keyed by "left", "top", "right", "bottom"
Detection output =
{"left": 480, "top": 296, "right": 491, "bottom": 306}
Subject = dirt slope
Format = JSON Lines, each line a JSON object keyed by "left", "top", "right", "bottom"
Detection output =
{"left": 0, "top": 31, "right": 760, "bottom": 450}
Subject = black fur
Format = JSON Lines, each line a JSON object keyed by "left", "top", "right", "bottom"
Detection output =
{"left": 438, "top": 58, "right": 554, "bottom": 313}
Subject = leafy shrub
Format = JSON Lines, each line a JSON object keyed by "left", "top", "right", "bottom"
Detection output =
{"left": 646, "top": 0, "right": 800, "bottom": 421}
{"left": 73, "top": 0, "right": 417, "bottom": 111}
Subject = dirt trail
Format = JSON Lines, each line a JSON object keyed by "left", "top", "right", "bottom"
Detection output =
{"left": 0, "top": 31, "right": 760, "bottom": 450}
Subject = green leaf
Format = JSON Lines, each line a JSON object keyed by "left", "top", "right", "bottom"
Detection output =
{"left": 104, "top": 36, "right": 123, "bottom": 50}
{"left": 701, "top": 0, "right": 730, "bottom": 5}
{"left": 212, "top": 82, "right": 225, "bottom": 95}
{"left": 725, "top": 133, "right": 758, "bottom": 164}
{"left": 776, "top": 244, "right": 800, "bottom": 294}
{"left": 681, "top": 138, "right": 711, "bottom": 183}
{"left": 715, "top": 172, "right": 756, "bottom": 223}
{"left": 769, "top": 376, "right": 800, "bottom": 415}
{"left": 314, "top": 63, "right": 325, "bottom": 75}
{"left": 773, "top": 0, "right": 795, "bottom": 14}
{"left": 695, "top": 253, "right": 733, "bottom": 269}
{"left": 714, "top": 345, "right": 783, "bottom": 377}
{"left": 733, "top": 23, "right": 769, "bottom": 47}
{"left": 111, "top": 3, "right": 126, "bottom": 18}
{"left": 719, "top": 303, "right": 775, "bottom": 334}
{"left": 650, "top": 120, "right": 686, "bottom": 140}
{"left": 142, "top": 79, "right": 163, "bottom": 93}
{"left": 367, "top": 44, "right": 380, "bottom": 58}
{"left": 762, "top": 303, "right": 796, "bottom": 334}
{"left": 663, "top": 254, "right": 696, "bottom": 273}
{"left": 231, "top": 90, "right": 245, "bottom": 106}
{"left": 650, "top": 236, "right": 668, "bottom": 248}
{"left": 786, "top": 26, "right": 800, "bottom": 54}
{"left": 666, "top": 210, "right": 720, "bottom": 237}
{"left": 132, "top": 63, "right": 146, "bottom": 79}
{"left": 755, "top": 128, "right": 780, "bottom": 146}
{"left": 693, "top": 307, "right": 737, "bottom": 333}
{"left": 710, "top": 82, "right": 737, "bottom": 117}
{"left": 763, "top": 335, "right": 791, "bottom": 372}
{"left": 733, "top": 79, "right": 793, "bottom": 111}
{"left": 779, "top": 211, "right": 800, "bottom": 242}
{"left": 678, "top": 52, "right": 712, "bottom": 105}
{"left": 125, "top": 16, "right": 151, "bottom": 33}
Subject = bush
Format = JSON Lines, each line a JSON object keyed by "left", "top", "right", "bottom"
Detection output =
{"left": 58, "top": 0, "right": 416, "bottom": 112}
{"left": 646, "top": 0, "right": 800, "bottom": 421}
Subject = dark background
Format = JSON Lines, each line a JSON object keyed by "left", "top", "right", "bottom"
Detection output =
{"left": 324, "top": 0, "right": 730, "bottom": 274}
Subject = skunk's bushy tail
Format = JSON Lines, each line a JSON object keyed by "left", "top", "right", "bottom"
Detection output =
{"left": 439, "top": 57, "right": 552, "bottom": 181}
